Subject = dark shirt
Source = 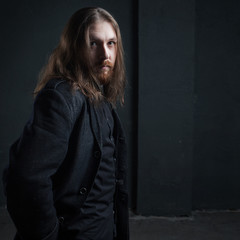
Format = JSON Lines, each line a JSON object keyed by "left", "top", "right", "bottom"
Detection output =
{"left": 76, "top": 101, "right": 116, "bottom": 240}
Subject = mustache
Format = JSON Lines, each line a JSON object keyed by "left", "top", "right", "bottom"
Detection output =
{"left": 99, "top": 59, "right": 113, "bottom": 68}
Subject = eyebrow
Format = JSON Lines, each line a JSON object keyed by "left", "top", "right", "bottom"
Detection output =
{"left": 89, "top": 37, "right": 117, "bottom": 42}
{"left": 109, "top": 37, "right": 117, "bottom": 41}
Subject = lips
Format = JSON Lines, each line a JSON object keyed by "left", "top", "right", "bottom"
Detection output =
{"left": 99, "top": 61, "right": 113, "bottom": 73}
{"left": 100, "top": 65, "right": 111, "bottom": 70}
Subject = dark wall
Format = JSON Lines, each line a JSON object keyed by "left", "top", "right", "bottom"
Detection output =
{"left": 136, "top": 0, "right": 240, "bottom": 216}
{"left": 0, "top": 0, "right": 137, "bottom": 207}
{"left": 193, "top": 0, "right": 240, "bottom": 210}
{"left": 137, "top": 0, "right": 195, "bottom": 216}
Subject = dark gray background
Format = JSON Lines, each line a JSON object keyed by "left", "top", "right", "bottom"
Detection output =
{"left": 1, "top": 0, "right": 240, "bottom": 216}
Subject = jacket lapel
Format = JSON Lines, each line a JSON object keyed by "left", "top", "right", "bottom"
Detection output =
{"left": 88, "top": 100, "right": 125, "bottom": 151}
{"left": 112, "top": 108, "right": 125, "bottom": 139}
{"left": 88, "top": 100, "right": 102, "bottom": 149}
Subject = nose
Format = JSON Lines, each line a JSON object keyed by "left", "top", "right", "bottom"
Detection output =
{"left": 100, "top": 44, "right": 110, "bottom": 60}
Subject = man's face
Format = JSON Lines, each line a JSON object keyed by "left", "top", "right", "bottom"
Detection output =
{"left": 88, "top": 21, "right": 117, "bottom": 85}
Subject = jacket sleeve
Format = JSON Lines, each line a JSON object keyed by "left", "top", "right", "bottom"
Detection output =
{"left": 6, "top": 88, "right": 74, "bottom": 240}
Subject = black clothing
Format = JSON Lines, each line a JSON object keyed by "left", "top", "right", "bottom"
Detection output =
{"left": 76, "top": 102, "right": 116, "bottom": 240}
{"left": 4, "top": 79, "right": 129, "bottom": 240}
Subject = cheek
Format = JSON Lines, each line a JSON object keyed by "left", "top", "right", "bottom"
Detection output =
{"left": 112, "top": 50, "right": 117, "bottom": 64}
{"left": 89, "top": 52, "right": 96, "bottom": 65}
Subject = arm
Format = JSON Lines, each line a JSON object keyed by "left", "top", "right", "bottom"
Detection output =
{"left": 6, "top": 88, "right": 74, "bottom": 240}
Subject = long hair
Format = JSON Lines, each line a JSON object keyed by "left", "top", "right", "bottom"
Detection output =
{"left": 34, "top": 7, "right": 126, "bottom": 106}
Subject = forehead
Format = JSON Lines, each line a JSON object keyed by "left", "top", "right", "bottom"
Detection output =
{"left": 88, "top": 21, "right": 116, "bottom": 40}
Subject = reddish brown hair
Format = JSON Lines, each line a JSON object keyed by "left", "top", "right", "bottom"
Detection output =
{"left": 34, "top": 7, "right": 126, "bottom": 105}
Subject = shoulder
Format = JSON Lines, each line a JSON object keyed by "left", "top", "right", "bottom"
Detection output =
{"left": 42, "top": 78, "right": 87, "bottom": 105}
{"left": 36, "top": 79, "right": 88, "bottom": 122}
{"left": 43, "top": 79, "right": 83, "bottom": 98}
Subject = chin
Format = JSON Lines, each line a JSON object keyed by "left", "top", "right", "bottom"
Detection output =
{"left": 99, "top": 77, "right": 110, "bottom": 86}
{"left": 97, "top": 72, "right": 112, "bottom": 85}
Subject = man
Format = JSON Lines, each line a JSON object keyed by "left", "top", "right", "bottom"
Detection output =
{"left": 5, "top": 7, "right": 129, "bottom": 240}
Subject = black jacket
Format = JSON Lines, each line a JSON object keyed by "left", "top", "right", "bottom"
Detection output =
{"left": 5, "top": 79, "right": 129, "bottom": 240}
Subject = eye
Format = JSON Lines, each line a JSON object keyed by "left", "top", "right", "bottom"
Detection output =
{"left": 90, "top": 41, "right": 97, "bottom": 47}
{"left": 108, "top": 41, "right": 116, "bottom": 46}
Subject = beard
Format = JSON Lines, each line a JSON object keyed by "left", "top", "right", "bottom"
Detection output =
{"left": 95, "top": 59, "right": 114, "bottom": 85}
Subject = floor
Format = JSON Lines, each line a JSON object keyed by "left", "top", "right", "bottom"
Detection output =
{"left": 1, "top": 207, "right": 240, "bottom": 240}
{"left": 130, "top": 211, "right": 240, "bottom": 240}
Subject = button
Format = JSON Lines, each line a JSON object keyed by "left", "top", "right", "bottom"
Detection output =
{"left": 58, "top": 216, "right": 64, "bottom": 224}
{"left": 79, "top": 187, "right": 87, "bottom": 195}
{"left": 94, "top": 151, "right": 101, "bottom": 159}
